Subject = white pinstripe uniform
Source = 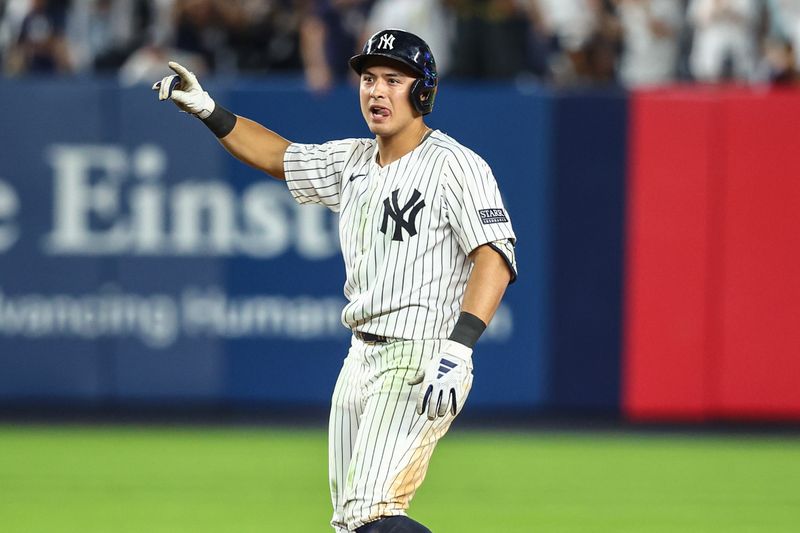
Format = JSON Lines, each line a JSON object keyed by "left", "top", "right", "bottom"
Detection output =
{"left": 284, "top": 130, "right": 517, "bottom": 532}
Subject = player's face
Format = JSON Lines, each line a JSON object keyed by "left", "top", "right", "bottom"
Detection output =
{"left": 359, "top": 61, "right": 420, "bottom": 138}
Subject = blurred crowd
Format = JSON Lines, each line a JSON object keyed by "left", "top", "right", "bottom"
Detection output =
{"left": 0, "top": 0, "right": 798, "bottom": 88}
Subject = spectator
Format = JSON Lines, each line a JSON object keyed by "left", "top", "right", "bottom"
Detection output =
{"left": 4, "top": 0, "right": 72, "bottom": 76}
{"left": 587, "top": 0, "right": 624, "bottom": 83}
{"left": 118, "top": 0, "right": 303, "bottom": 79}
{"left": 444, "top": 0, "right": 540, "bottom": 80}
{"left": 66, "top": 0, "right": 154, "bottom": 74}
{"left": 537, "top": 0, "right": 622, "bottom": 85}
{"left": 766, "top": 0, "right": 800, "bottom": 70}
{"left": 616, "top": 0, "right": 684, "bottom": 87}
{"left": 225, "top": 0, "right": 303, "bottom": 74}
{"left": 1, "top": 0, "right": 30, "bottom": 68}
{"left": 117, "top": 23, "right": 207, "bottom": 86}
{"left": 519, "top": 0, "right": 552, "bottom": 79}
{"left": 688, "top": 0, "right": 761, "bottom": 82}
{"left": 171, "top": 0, "right": 247, "bottom": 73}
{"left": 759, "top": 36, "right": 799, "bottom": 83}
{"left": 300, "top": 0, "right": 373, "bottom": 92}
{"left": 362, "top": 0, "right": 453, "bottom": 76}
{"left": 2, "top": 0, "right": 793, "bottom": 87}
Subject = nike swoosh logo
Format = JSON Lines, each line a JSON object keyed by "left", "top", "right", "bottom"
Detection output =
{"left": 349, "top": 174, "right": 366, "bottom": 182}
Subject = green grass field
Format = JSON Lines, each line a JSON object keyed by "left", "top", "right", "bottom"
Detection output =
{"left": 0, "top": 425, "right": 798, "bottom": 532}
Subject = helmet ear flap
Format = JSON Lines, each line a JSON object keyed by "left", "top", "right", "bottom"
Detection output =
{"left": 410, "top": 78, "right": 437, "bottom": 115}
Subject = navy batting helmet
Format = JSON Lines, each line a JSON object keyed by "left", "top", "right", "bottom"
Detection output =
{"left": 349, "top": 29, "right": 438, "bottom": 116}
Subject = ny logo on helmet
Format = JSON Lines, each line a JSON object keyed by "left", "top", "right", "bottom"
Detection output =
{"left": 378, "top": 34, "right": 395, "bottom": 50}
{"left": 380, "top": 189, "right": 425, "bottom": 242}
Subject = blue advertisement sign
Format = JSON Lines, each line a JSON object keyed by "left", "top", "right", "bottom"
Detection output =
{"left": 0, "top": 80, "right": 554, "bottom": 410}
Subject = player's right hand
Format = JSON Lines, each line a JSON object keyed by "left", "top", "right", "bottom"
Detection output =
{"left": 152, "top": 61, "right": 215, "bottom": 119}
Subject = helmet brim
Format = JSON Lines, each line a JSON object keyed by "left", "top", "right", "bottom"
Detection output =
{"left": 349, "top": 53, "right": 425, "bottom": 78}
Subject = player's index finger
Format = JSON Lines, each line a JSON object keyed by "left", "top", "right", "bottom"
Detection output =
{"left": 168, "top": 61, "right": 192, "bottom": 81}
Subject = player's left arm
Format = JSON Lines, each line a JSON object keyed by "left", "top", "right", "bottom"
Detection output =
{"left": 410, "top": 153, "right": 517, "bottom": 420}
{"left": 461, "top": 243, "right": 513, "bottom": 326}
{"left": 410, "top": 242, "right": 514, "bottom": 420}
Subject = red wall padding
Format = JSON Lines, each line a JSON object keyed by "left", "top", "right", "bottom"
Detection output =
{"left": 624, "top": 88, "right": 800, "bottom": 421}
{"left": 716, "top": 92, "right": 800, "bottom": 418}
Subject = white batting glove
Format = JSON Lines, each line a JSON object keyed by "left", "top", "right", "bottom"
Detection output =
{"left": 408, "top": 340, "right": 474, "bottom": 420}
{"left": 152, "top": 61, "right": 215, "bottom": 119}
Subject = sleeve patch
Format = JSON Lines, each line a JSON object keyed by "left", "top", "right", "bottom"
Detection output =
{"left": 478, "top": 209, "right": 508, "bottom": 224}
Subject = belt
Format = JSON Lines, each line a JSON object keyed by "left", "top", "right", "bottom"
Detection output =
{"left": 353, "top": 330, "right": 391, "bottom": 344}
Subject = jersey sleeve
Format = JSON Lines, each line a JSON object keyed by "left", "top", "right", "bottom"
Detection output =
{"left": 488, "top": 238, "right": 518, "bottom": 283}
{"left": 444, "top": 152, "right": 518, "bottom": 279}
{"left": 283, "top": 139, "right": 354, "bottom": 212}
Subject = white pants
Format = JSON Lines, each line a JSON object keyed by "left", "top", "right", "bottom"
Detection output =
{"left": 329, "top": 337, "right": 472, "bottom": 532}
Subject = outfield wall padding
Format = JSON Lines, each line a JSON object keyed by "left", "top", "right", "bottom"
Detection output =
{"left": 623, "top": 88, "right": 800, "bottom": 421}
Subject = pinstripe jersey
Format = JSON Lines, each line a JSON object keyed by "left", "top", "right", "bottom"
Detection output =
{"left": 284, "top": 129, "right": 517, "bottom": 340}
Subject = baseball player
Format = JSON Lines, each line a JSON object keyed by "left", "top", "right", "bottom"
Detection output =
{"left": 153, "top": 29, "right": 517, "bottom": 533}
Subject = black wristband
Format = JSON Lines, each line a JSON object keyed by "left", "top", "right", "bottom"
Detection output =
{"left": 201, "top": 104, "right": 237, "bottom": 138}
{"left": 448, "top": 311, "right": 487, "bottom": 349}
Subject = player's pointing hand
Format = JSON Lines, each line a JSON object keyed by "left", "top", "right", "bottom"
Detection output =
{"left": 408, "top": 340, "right": 474, "bottom": 420}
{"left": 152, "top": 61, "right": 215, "bottom": 119}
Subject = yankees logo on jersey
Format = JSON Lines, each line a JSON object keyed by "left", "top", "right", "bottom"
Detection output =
{"left": 380, "top": 189, "right": 425, "bottom": 241}
{"left": 283, "top": 129, "right": 517, "bottom": 340}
